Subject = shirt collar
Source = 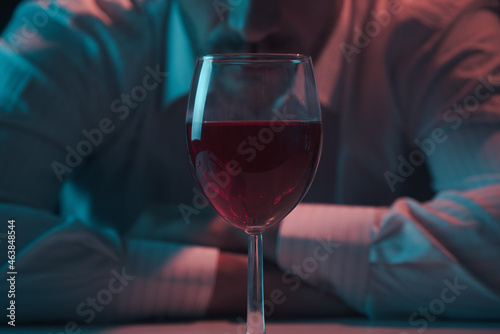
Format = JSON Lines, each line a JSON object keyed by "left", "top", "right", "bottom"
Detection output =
{"left": 165, "top": 1, "right": 195, "bottom": 108}
{"left": 314, "top": 0, "right": 352, "bottom": 110}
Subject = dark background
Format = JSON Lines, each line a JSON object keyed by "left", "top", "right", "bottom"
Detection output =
{"left": 1, "top": 0, "right": 23, "bottom": 32}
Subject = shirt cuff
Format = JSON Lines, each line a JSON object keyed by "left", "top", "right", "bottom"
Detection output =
{"left": 124, "top": 239, "right": 219, "bottom": 318}
{"left": 276, "top": 203, "right": 386, "bottom": 313}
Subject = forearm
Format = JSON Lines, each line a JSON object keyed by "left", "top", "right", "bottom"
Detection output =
{"left": 276, "top": 204, "right": 384, "bottom": 314}
{"left": 276, "top": 183, "right": 500, "bottom": 319}
{"left": 0, "top": 208, "right": 220, "bottom": 323}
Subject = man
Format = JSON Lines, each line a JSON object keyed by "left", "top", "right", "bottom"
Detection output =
{"left": 1, "top": 0, "right": 499, "bottom": 324}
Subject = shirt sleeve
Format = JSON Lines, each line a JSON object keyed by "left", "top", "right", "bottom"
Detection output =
{"left": 0, "top": 0, "right": 220, "bottom": 323}
{"left": 391, "top": 0, "right": 500, "bottom": 140}
{"left": 277, "top": 1, "right": 500, "bottom": 320}
{"left": 0, "top": 0, "right": 170, "bottom": 207}
{"left": 277, "top": 126, "right": 500, "bottom": 318}
{"left": 277, "top": 178, "right": 500, "bottom": 319}
{"left": 0, "top": 204, "right": 219, "bottom": 323}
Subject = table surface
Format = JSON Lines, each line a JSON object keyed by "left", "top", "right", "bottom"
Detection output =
{"left": 3, "top": 318, "right": 500, "bottom": 334}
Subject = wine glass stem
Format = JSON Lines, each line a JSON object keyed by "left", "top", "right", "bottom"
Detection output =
{"left": 247, "top": 233, "right": 265, "bottom": 334}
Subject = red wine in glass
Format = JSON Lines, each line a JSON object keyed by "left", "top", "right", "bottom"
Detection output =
{"left": 187, "top": 120, "right": 321, "bottom": 233}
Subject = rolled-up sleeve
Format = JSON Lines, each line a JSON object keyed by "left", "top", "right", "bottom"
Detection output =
{"left": 277, "top": 181, "right": 500, "bottom": 319}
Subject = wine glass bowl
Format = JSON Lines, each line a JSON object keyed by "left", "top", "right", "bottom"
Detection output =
{"left": 187, "top": 119, "right": 321, "bottom": 233}
{"left": 186, "top": 53, "right": 322, "bottom": 333}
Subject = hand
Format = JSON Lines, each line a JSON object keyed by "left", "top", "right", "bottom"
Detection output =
{"left": 207, "top": 251, "right": 358, "bottom": 318}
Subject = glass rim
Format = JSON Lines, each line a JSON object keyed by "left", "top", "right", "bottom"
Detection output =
{"left": 197, "top": 53, "right": 311, "bottom": 63}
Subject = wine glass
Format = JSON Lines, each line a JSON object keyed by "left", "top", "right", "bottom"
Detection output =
{"left": 186, "top": 53, "right": 322, "bottom": 334}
